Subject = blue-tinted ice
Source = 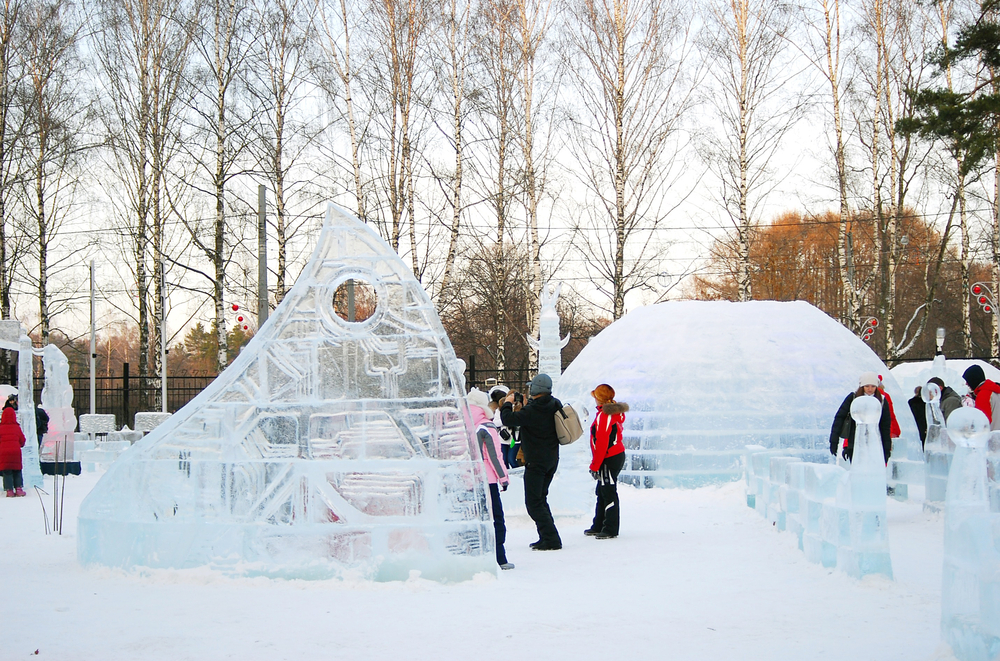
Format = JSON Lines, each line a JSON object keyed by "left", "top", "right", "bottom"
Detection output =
{"left": 941, "top": 407, "right": 1000, "bottom": 661}
{"left": 77, "top": 205, "right": 495, "bottom": 581}
{"left": 745, "top": 395, "right": 892, "bottom": 579}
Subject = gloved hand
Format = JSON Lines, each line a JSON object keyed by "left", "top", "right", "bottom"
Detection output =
{"left": 841, "top": 447, "right": 849, "bottom": 461}
{"left": 590, "top": 470, "right": 599, "bottom": 480}
{"left": 500, "top": 480, "right": 509, "bottom": 492}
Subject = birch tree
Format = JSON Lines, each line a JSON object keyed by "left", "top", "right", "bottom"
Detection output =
{"left": 0, "top": 0, "right": 21, "bottom": 330}
{"left": 475, "top": 0, "right": 518, "bottom": 246}
{"left": 184, "top": 0, "right": 253, "bottom": 371}
{"left": 513, "top": 0, "right": 555, "bottom": 354}
{"left": 566, "top": 0, "right": 697, "bottom": 319}
{"left": 702, "top": 0, "right": 796, "bottom": 302}
{"left": 95, "top": 0, "right": 195, "bottom": 388}
{"left": 367, "top": 0, "right": 429, "bottom": 276}
{"left": 432, "top": 0, "right": 473, "bottom": 305}
{"left": 801, "top": 0, "right": 866, "bottom": 332}
{"left": 19, "top": 0, "right": 86, "bottom": 342}
{"left": 249, "top": 0, "right": 315, "bottom": 303}
{"left": 315, "top": 0, "right": 370, "bottom": 226}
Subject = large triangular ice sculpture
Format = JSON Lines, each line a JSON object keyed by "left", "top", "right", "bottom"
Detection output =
{"left": 78, "top": 205, "right": 494, "bottom": 581}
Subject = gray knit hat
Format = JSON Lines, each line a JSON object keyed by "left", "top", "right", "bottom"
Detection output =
{"left": 529, "top": 373, "right": 553, "bottom": 396}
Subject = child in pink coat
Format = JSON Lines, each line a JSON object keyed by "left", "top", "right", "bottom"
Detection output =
{"left": 467, "top": 388, "right": 513, "bottom": 570}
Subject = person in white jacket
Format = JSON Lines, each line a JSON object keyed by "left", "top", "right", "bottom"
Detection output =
{"left": 467, "top": 388, "right": 514, "bottom": 570}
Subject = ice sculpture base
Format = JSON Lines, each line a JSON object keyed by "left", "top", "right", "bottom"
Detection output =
{"left": 745, "top": 447, "right": 893, "bottom": 579}
{"left": 78, "top": 518, "right": 495, "bottom": 582}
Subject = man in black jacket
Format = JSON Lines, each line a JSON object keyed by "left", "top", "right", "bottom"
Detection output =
{"left": 500, "top": 373, "right": 563, "bottom": 550}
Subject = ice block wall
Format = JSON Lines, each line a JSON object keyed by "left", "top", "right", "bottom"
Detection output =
{"left": 77, "top": 204, "right": 495, "bottom": 582}
{"left": 745, "top": 397, "right": 893, "bottom": 580}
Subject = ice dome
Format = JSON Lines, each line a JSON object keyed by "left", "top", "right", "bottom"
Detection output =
{"left": 553, "top": 300, "right": 914, "bottom": 488}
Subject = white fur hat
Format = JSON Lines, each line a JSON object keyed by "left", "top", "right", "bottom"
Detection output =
{"left": 488, "top": 384, "right": 509, "bottom": 398}
{"left": 466, "top": 388, "right": 492, "bottom": 415}
{"left": 859, "top": 371, "right": 879, "bottom": 388}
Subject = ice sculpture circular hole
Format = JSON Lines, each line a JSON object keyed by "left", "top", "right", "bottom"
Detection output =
{"left": 332, "top": 278, "right": 377, "bottom": 323}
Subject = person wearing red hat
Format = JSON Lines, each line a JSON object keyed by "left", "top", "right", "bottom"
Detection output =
{"left": 584, "top": 384, "right": 629, "bottom": 539}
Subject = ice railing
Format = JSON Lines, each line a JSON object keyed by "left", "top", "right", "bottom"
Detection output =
{"left": 745, "top": 401, "right": 1000, "bottom": 661}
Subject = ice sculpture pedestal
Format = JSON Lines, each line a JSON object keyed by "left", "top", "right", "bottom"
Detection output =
{"left": 745, "top": 396, "right": 893, "bottom": 579}
{"left": 940, "top": 408, "right": 1000, "bottom": 661}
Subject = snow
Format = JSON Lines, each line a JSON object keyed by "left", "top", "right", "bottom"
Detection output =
{"left": 0, "top": 470, "right": 956, "bottom": 660}
{"left": 891, "top": 359, "right": 1000, "bottom": 397}
{"left": 554, "top": 300, "right": 915, "bottom": 488}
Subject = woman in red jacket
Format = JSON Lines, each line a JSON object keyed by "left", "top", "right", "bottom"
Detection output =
{"left": 585, "top": 384, "right": 628, "bottom": 539}
{"left": 0, "top": 400, "right": 27, "bottom": 497}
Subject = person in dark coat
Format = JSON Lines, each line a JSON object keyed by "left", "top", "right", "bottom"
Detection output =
{"left": 585, "top": 384, "right": 628, "bottom": 539}
{"left": 500, "top": 373, "right": 563, "bottom": 551}
{"left": 829, "top": 371, "right": 892, "bottom": 464}
{"left": 910, "top": 377, "right": 963, "bottom": 449}
{"left": 907, "top": 386, "right": 928, "bottom": 446}
{"left": 35, "top": 405, "right": 48, "bottom": 448}
{"left": 0, "top": 401, "right": 27, "bottom": 497}
{"left": 962, "top": 365, "right": 1000, "bottom": 430}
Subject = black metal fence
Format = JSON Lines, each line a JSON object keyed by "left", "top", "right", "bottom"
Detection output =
{"left": 27, "top": 367, "right": 216, "bottom": 430}
{"left": 464, "top": 356, "right": 534, "bottom": 393}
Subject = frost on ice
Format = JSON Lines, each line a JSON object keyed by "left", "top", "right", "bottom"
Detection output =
{"left": 77, "top": 205, "right": 495, "bottom": 581}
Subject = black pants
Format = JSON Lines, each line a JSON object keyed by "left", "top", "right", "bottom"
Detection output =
{"left": 1, "top": 469, "right": 23, "bottom": 490}
{"left": 489, "top": 483, "right": 508, "bottom": 565}
{"left": 591, "top": 453, "right": 626, "bottom": 536}
{"left": 523, "top": 462, "right": 560, "bottom": 545}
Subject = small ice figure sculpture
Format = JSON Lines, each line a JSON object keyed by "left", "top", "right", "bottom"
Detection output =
{"left": 526, "top": 282, "right": 569, "bottom": 386}
{"left": 924, "top": 381, "right": 955, "bottom": 506}
{"left": 77, "top": 204, "right": 495, "bottom": 582}
{"left": 832, "top": 395, "right": 892, "bottom": 578}
{"left": 941, "top": 407, "right": 1000, "bottom": 661}
{"left": 40, "top": 344, "right": 77, "bottom": 463}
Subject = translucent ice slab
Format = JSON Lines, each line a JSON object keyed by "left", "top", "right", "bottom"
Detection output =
{"left": 77, "top": 205, "right": 494, "bottom": 581}
{"left": 941, "top": 408, "right": 1000, "bottom": 660}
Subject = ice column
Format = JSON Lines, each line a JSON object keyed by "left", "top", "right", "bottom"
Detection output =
{"left": 17, "top": 333, "right": 42, "bottom": 488}
{"left": 39, "top": 344, "right": 76, "bottom": 464}
{"left": 833, "top": 395, "right": 892, "bottom": 578}
{"left": 925, "top": 382, "right": 955, "bottom": 507}
{"left": 526, "top": 282, "right": 569, "bottom": 385}
{"left": 940, "top": 407, "right": 1000, "bottom": 661}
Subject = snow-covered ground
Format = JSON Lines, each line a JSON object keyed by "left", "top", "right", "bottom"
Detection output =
{"left": 1, "top": 471, "right": 956, "bottom": 661}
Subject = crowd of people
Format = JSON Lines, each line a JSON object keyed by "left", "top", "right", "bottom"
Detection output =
{"left": 466, "top": 374, "right": 628, "bottom": 569}
{"left": 828, "top": 363, "right": 1000, "bottom": 466}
